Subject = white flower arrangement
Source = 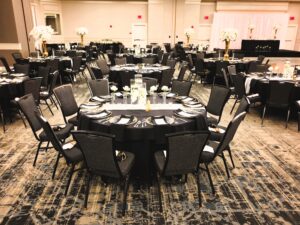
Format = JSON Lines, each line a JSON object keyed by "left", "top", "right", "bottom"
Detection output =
{"left": 29, "top": 25, "right": 54, "bottom": 41}
{"left": 76, "top": 27, "right": 88, "bottom": 36}
{"left": 150, "top": 85, "right": 158, "bottom": 92}
{"left": 273, "top": 24, "right": 280, "bottom": 31}
{"left": 110, "top": 85, "right": 118, "bottom": 92}
{"left": 123, "top": 86, "right": 130, "bottom": 92}
{"left": 248, "top": 24, "right": 255, "bottom": 30}
{"left": 161, "top": 86, "right": 169, "bottom": 92}
{"left": 220, "top": 29, "right": 238, "bottom": 42}
{"left": 184, "top": 28, "right": 195, "bottom": 38}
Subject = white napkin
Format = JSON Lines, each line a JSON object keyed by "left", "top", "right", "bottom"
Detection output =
{"left": 117, "top": 117, "right": 130, "bottom": 125}
{"left": 155, "top": 118, "right": 167, "bottom": 125}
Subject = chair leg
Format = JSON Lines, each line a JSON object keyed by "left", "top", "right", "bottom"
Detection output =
{"left": 65, "top": 164, "right": 75, "bottom": 196}
{"left": 195, "top": 171, "right": 202, "bottom": 207}
{"left": 212, "top": 76, "right": 216, "bottom": 86}
{"left": 298, "top": 112, "right": 300, "bottom": 132}
{"left": 0, "top": 111, "right": 6, "bottom": 132}
{"left": 205, "top": 163, "right": 215, "bottom": 194}
{"left": 261, "top": 105, "right": 267, "bottom": 126}
{"left": 50, "top": 96, "right": 59, "bottom": 109}
{"left": 230, "top": 99, "right": 238, "bottom": 114}
{"left": 85, "top": 172, "right": 92, "bottom": 208}
{"left": 226, "top": 146, "right": 235, "bottom": 168}
{"left": 52, "top": 153, "right": 61, "bottom": 179}
{"left": 33, "top": 141, "right": 42, "bottom": 166}
{"left": 122, "top": 174, "right": 130, "bottom": 216}
{"left": 222, "top": 152, "right": 230, "bottom": 179}
{"left": 45, "top": 99, "right": 54, "bottom": 115}
{"left": 38, "top": 105, "right": 44, "bottom": 116}
{"left": 18, "top": 110, "right": 27, "bottom": 128}
{"left": 285, "top": 107, "right": 290, "bottom": 129}
{"left": 156, "top": 172, "right": 163, "bottom": 212}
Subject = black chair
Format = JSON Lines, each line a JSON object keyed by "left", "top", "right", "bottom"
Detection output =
{"left": 72, "top": 130, "right": 135, "bottom": 215}
{"left": 154, "top": 131, "right": 210, "bottom": 211}
{"left": 0, "top": 57, "right": 12, "bottom": 73}
{"left": 0, "top": 105, "right": 5, "bottom": 132}
{"left": 221, "top": 68, "right": 235, "bottom": 97}
{"left": 96, "top": 59, "right": 110, "bottom": 77}
{"left": 17, "top": 94, "right": 73, "bottom": 166}
{"left": 46, "top": 59, "right": 60, "bottom": 84}
{"left": 143, "top": 77, "right": 157, "bottom": 91}
{"left": 115, "top": 57, "right": 126, "bottom": 65}
{"left": 187, "top": 54, "right": 194, "bottom": 69}
{"left": 64, "top": 56, "right": 82, "bottom": 83}
{"left": 208, "top": 96, "right": 250, "bottom": 167}
{"left": 213, "top": 61, "right": 229, "bottom": 86}
{"left": 12, "top": 52, "right": 23, "bottom": 63}
{"left": 257, "top": 55, "right": 265, "bottom": 64}
{"left": 159, "top": 69, "right": 175, "bottom": 89}
{"left": 14, "top": 64, "right": 30, "bottom": 75}
{"left": 177, "top": 65, "right": 188, "bottom": 81}
{"left": 40, "top": 71, "right": 59, "bottom": 115}
{"left": 171, "top": 80, "right": 192, "bottom": 96}
{"left": 230, "top": 73, "right": 261, "bottom": 114}
{"left": 206, "top": 85, "right": 230, "bottom": 125}
{"left": 35, "top": 112, "right": 82, "bottom": 193}
{"left": 88, "top": 79, "right": 109, "bottom": 96}
{"left": 142, "top": 57, "right": 155, "bottom": 64}
{"left": 248, "top": 61, "right": 269, "bottom": 73}
{"left": 53, "top": 84, "right": 79, "bottom": 126}
{"left": 37, "top": 66, "right": 51, "bottom": 90}
{"left": 227, "top": 65, "right": 237, "bottom": 76}
{"left": 261, "top": 81, "right": 294, "bottom": 128}
{"left": 295, "top": 101, "right": 300, "bottom": 131}
{"left": 161, "top": 53, "right": 169, "bottom": 65}
{"left": 120, "top": 70, "right": 135, "bottom": 87}
{"left": 196, "top": 52, "right": 204, "bottom": 60}
{"left": 166, "top": 59, "right": 176, "bottom": 69}
{"left": 194, "top": 59, "right": 209, "bottom": 84}
{"left": 200, "top": 112, "right": 246, "bottom": 194}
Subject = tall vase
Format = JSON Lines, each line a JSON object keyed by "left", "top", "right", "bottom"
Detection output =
{"left": 80, "top": 34, "right": 84, "bottom": 46}
{"left": 223, "top": 40, "right": 230, "bottom": 61}
{"left": 274, "top": 29, "right": 278, "bottom": 39}
{"left": 42, "top": 40, "right": 48, "bottom": 57}
{"left": 186, "top": 35, "right": 190, "bottom": 47}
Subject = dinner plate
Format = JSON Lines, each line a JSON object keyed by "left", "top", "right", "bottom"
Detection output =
{"left": 85, "top": 110, "right": 112, "bottom": 119}
{"left": 145, "top": 116, "right": 174, "bottom": 125}
{"left": 90, "top": 96, "right": 111, "bottom": 103}
{"left": 174, "top": 109, "right": 200, "bottom": 118}
{"left": 109, "top": 115, "right": 137, "bottom": 125}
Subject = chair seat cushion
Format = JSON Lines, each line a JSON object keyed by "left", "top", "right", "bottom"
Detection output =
{"left": 63, "top": 146, "right": 83, "bottom": 163}
{"left": 39, "top": 123, "right": 74, "bottom": 141}
{"left": 68, "top": 116, "right": 79, "bottom": 126}
{"left": 154, "top": 150, "right": 166, "bottom": 173}
{"left": 199, "top": 141, "right": 219, "bottom": 163}
{"left": 118, "top": 151, "right": 135, "bottom": 176}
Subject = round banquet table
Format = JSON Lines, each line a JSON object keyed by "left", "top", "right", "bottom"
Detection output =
{"left": 109, "top": 64, "right": 171, "bottom": 89}
{"left": 114, "top": 53, "right": 159, "bottom": 64}
{"left": 79, "top": 96, "right": 207, "bottom": 182}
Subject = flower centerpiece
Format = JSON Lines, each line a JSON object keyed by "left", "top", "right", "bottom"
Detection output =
{"left": 220, "top": 28, "right": 238, "bottom": 61}
{"left": 150, "top": 85, "right": 158, "bottom": 94}
{"left": 184, "top": 27, "right": 195, "bottom": 46}
{"left": 29, "top": 25, "right": 54, "bottom": 57}
{"left": 161, "top": 85, "right": 169, "bottom": 104}
{"left": 248, "top": 24, "right": 255, "bottom": 39}
{"left": 273, "top": 24, "right": 280, "bottom": 39}
{"left": 76, "top": 27, "right": 88, "bottom": 46}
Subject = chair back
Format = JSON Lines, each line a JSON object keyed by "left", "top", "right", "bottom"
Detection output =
{"left": 142, "top": 77, "right": 157, "bottom": 91}
{"left": 163, "top": 131, "right": 210, "bottom": 176}
{"left": 231, "top": 74, "right": 246, "bottom": 99}
{"left": 17, "top": 94, "right": 42, "bottom": 134}
{"left": 91, "top": 66, "right": 103, "bottom": 79}
{"left": 215, "top": 61, "right": 229, "bottom": 75}
{"left": 171, "top": 80, "right": 192, "bottom": 96}
{"left": 195, "top": 59, "right": 205, "bottom": 73}
{"left": 96, "top": 59, "right": 110, "bottom": 75}
{"left": 267, "top": 81, "right": 294, "bottom": 107}
{"left": 48, "top": 71, "right": 59, "bottom": 94}
{"left": 72, "top": 130, "right": 122, "bottom": 178}
{"left": 227, "top": 65, "right": 237, "bottom": 76}
{"left": 120, "top": 70, "right": 135, "bottom": 87}
{"left": 72, "top": 57, "right": 82, "bottom": 72}
{"left": 257, "top": 55, "right": 265, "bottom": 64}
{"left": 24, "top": 77, "right": 42, "bottom": 103}
{"left": 0, "top": 57, "right": 12, "bottom": 73}
{"left": 46, "top": 59, "right": 59, "bottom": 73}
{"left": 160, "top": 69, "right": 174, "bottom": 88}
{"left": 215, "top": 112, "right": 246, "bottom": 157}
{"left": 166, "top": 59, "right": 176, "bottom": 69}
{"left": 221, "top": 68, "right": 230, "bottom": 88}
{"left": 234, "top": 96, "right": 250, "bottom": 117}
{"left": 196, "top": 52, "right": 204, "bottom": 60}
{"left": 88, "top": 79, "right": 109, "bottom": 96}
{"left": 187, "top": 54, "right": 194, "bottom": 68}
{"left": 14, "top": 64, "right": 30, "bottom": 75}
{"left": 38, "top": 66, "right": 51, "bottom": 88}
{"left": 115, "top": 57, "right": 126, "bottom": 65}
{"left": 206, "top": 85, "right": 230, "bottom": 118}
{"left": 142, "top": 57, "right": 155, "bottom": 64}
{"left": 177, "top": 65, "right": 187, "bottom": 81}
{"left": 66, "top": 50, "right": 77, "bottom": 58}
{"left": 53, "top": 84, "right": 78, "bottom": 117}
{"left": 12, "top": 52, "right": 22, "bottom": 63}
{"left": 55, "top": 50, "right": 65, "bottom": 57}
{"left": 125, "top": 55, "right": 134, "bottom": 64}
{"left": 247, "top": 61, "right": 259, "bottom": 73}
{"left": 161, "top": 53, "right": 169, "bottom": 65}
{"left": 86, "top": 64, "right": 96, "bottom": 80}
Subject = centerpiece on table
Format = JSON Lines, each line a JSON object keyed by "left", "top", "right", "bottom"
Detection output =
{"left": 220, "top": 28, "right": 238, "bottom": 61}
{"left": 248, "top": 24, "right": 255, "bottom": 39}
{"left": 76, "top": 27, "right": 88, "bottom": 46}
{"left": 161, "top": 85, "right": 170, "bottom": 104}
{"left": 184, "top": 27, "right": 195, "bottom": 47}
{"left": 110, "top": 85, "right": 118, "bottom": 103}
{"left": 29, "top": 25, "right": 54, "bottom": 57}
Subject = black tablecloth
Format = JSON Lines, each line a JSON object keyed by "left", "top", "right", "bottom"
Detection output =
{"left": 241, "top": 40, "right": 280, "bottom": 57}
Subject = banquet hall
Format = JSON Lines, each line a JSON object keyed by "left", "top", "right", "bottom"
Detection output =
{"left": 0, "top": 0, "right": 300, "bottom": 224}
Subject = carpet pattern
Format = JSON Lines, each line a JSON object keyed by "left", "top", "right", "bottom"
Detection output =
{"left": 0, "top": 78, "right": 299, "bottom": 225}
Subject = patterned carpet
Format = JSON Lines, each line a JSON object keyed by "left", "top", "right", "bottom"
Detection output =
{"left": 0, "top": 78, "right": 299, "bottom": 225}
